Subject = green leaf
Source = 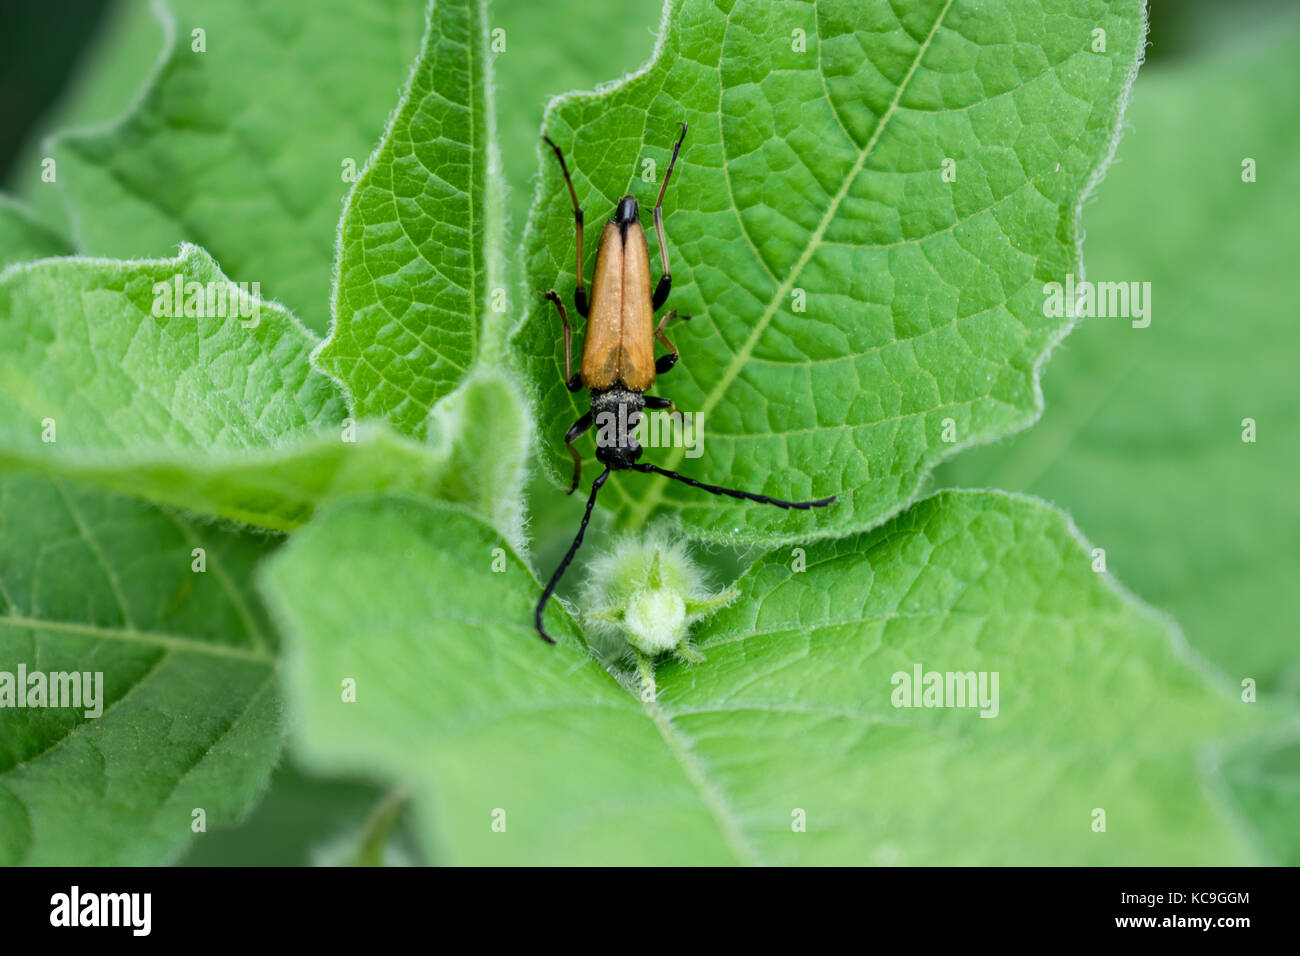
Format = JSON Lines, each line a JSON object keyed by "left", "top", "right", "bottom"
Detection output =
{"left": 515, "top": 0, "right": 1147, "bottom": 546}
{"left": 177, "top": 760, "right": 416, "bottom": 866}
{"left": 263, "top": 490, "right": 1261, "bottom": 864}
{"left": 49, "top": 0, "right": 426, "bottom": 333}
{"left": 2, "top": 422, "right": 434, "bottom": 534}
{"left": 490, "top": 0, "right": 665, "bottom": 250}
{"left": 0, "top": 244, "right": 359, "bottom": 525}
{"left": 0, "top": 244, "right": 342, "bottom": 447}
{"left": 7, "top": 0, "right": 164, "bottom": 235}
{"left": 0, "top": 242, "right": 529, "bottom": 541}
{"left": 421, "top": 365, "right": 532, "bottom": 552}
{"left": 0, "top": 197, "right": 70, "bottom": 270}
{"left": 936, "top": 25, "right": 1300, "bottom": 694}
{"left": 4, "top": 99, "right": 291, "bottom": 869}
{"left": 1220, "top": 724, "right": 1300, "bottom": 866}
{"left": 0, "top": 474, "right": 280, "bottom": 865}
{"left": 315, "top": 0, "right": 509, "bottom": 436}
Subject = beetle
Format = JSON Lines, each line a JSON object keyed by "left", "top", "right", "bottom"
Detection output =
{"left": 535, "top": 122, "right": 836, "bottom": 643}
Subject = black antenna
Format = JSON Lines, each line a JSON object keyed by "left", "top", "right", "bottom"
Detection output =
{"left": 631, "top": 462, "right": 837, "bottom": 510}
{"left": 535, "top": 468, "right": 611, "bottom": 643}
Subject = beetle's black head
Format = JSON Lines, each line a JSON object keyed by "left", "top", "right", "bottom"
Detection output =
{"left": 591, "top": 386, "right": 645, "bottom": 471}
{"left": 615, "top": 195, "right": 639, "bottom": 237}
{"left": 596, "top": 441, "right": 642, "bottom": 470}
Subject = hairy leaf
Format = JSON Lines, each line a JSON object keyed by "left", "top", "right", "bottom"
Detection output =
{"left": 0, "top": 244, "right": 356, "bottom": 525}
{"left": 49, "top": 0, "right": 426, "bottom": 333}
{"left": 0, "top": 245, "right": 529, "bottom": 541}
{"left": 0, "top": 475, "right": 280, "bottom": 865}
{"left": 2, "top": 141, "right": 287, "bottom": 869}
{"left": 937, "top": 25, "right": 1300, "bottom": 693}
{"left": 264, "top": 490, "right": 1259, "bottom": 864}
{"left": 0, "top": 244, "right": 343, "bottom": 444}
{"left": 515, "top": 0, "right": 1146, "bottom": 546}
{"left": 0, "top": 197, "right": 70, "bottom": 270}
{"left": 315, "top": 0, "right": 510, "bottom": 437}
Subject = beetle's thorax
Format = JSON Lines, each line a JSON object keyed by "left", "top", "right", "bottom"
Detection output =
{"left": 615, "top": 195, "right": 639, "bottom": 237}
{"left": 591, "top": 385, "right": 645, "bottom": 470}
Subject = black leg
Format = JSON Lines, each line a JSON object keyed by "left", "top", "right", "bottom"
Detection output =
{"left": 543, "top": 290, "right": 583, "bottom": 392}
{"left": 542, "top": 134, "right": 589, "bottom": 317}
{"left": 652, "top": 275, "right": 671, "bottom": 312}
{"left": 652, "top": 122, "right": 687, "bottom": 311}
{"left": 645, "top": 394, "right": 684, "bottom": 423}
{"left": 631, "top": 462, "right": 837, "bottom": 510}
{"left": 536, "top": 468, "right": 611, "bottom": 643}
{"left": 564, "top": 412, "right": 593, "bottom": 494}
{"left": 653, "top": 309, "right": 691, "bottom": 375}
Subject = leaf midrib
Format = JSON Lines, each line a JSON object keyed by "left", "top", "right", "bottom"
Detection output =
{"left": 0, "top": 614, "right": 273, "bottom": 663}
{"left": 645, "top": 699, "right": 763, "bottom": 865}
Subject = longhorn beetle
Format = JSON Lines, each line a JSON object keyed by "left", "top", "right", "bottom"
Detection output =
{"left": 535, "top": 122, "right": 837, "bottom": 643}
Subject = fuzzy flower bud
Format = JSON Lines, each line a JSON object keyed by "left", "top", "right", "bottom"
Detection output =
{"left": 579, "top": 526, "right": 738, "bottom": 663}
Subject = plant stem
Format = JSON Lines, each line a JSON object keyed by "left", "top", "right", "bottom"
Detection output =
{"left": 635, "top": 650, "right": 657, "bottom": 703}
{"left": 351, "top": 786, "right": 410, "bottom": 866}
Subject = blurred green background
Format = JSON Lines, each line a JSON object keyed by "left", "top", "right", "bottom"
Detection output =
{"left": 2, "top": 0, "right": 1294, "bottom": 864}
